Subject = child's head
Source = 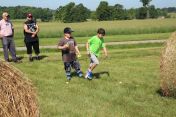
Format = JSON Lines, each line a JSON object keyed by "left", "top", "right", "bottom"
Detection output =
{"left": 64, "top": 27, "right": 74, "bottom": 38}
{"left": 97, "top": 28, "right": 105, "bottom": 38}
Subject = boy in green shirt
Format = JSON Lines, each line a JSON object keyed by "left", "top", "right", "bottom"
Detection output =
{"left": 85, "top": 28, "right": 108, "bottom": 79}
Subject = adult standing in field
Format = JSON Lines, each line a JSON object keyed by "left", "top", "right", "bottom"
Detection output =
{"left": 85, "top": 28, "right": 108, "bottom": 79}
{"left": 0, "top": 12, "right": 20, "bottom": 62}
{"left": 24, "top": 13, "right": 40, "bottom": 62}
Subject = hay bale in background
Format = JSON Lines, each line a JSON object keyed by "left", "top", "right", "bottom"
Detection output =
{"left": 160, "top": 32, "right": 176, "bottom": 97}
{"left": 0, "top": 59, "right": 39, "bottom": 117}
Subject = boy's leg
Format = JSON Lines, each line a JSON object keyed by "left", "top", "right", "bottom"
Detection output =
{"left": 71, "top": 60, "right": 83, "bottom": 77}
{"left": 89, "top": 53, "right": 99, "bottom": 70}
{"left": 85, "top": 53, "right": 99, "bottom": 79}
{"left": 64, "top": 62, "right": 72, "bottom": 80}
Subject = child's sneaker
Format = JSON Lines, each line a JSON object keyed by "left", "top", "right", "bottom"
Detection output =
{"left": 76, "top": 71, "right": 83, "bottom": 78}
{"left": 85, "top": 70, "right": 93, "bottom": 80}
{"left": 66, "top": 76, "right": 71, "bottom": 84}
{"left": 67, "top": 76, "right": 71, "bottom": 80}
{"left": 78, "top": 72, "right": 83, "bottom": 78}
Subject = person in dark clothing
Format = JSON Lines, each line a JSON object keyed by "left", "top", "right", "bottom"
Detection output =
{"left": 24, "top": 13, "right": 40, "bottom": 62}
{"left": 58, "top": 27, "right": 83, "bottom": 82}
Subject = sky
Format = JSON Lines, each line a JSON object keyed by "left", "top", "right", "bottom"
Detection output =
{"left": 0, "top": 0, "right": 176, "bottom": 10}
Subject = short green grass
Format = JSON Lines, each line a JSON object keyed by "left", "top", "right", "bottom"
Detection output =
{"left": 12, "top": 33, "right": 169, "bottom": 47}
{"left": 2, "top": 44, "right": 176, "bottom": 117}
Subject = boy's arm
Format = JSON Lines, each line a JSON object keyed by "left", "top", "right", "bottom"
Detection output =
{"left": 86, "top": 41, "right": 90, "bottom": 55}
{"left": 58, "top": 44, "right": 68, "bottom": 50}
{"left": 75, "top": 46, "right": 81, "bottom": 55}
{"left": 103, "top": 44, "right": 108, "bottom": 57}
{"left": 57, "top": 40, "right": 69, "bottom": 50}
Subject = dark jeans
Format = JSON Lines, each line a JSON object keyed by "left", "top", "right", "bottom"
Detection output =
{"left": 1, "top": 37, "right": 17, "bottom": 61}
{"left": 25, "top": 41, "right": 40, "bottom": 55}
{"left": 64, "top": 60, "right": 81, "bottom": 77}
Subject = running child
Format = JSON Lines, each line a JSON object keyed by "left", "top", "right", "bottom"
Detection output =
{"left": 85, "top": 28, "right": 108, "bottom": 79}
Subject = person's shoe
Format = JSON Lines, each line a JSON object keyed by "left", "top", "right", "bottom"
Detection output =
{"left": 29, "top": 57, "right": 33, "bottom": 62}
{"left": 13, "top": 59, "right": 22, "bottom": 63}
{"left": 66, "top": 76, "right": 71, "bottom": 82}
{"left": 77, "top": 71, "right": 83, "bottom": 78}
{"left": 67, "top": 77, "right": 71, "bottom": 80}
{"left": 78, "top": 72, "right": 83, "bottom": 78}
{"left": 85, "top": 71, "right": 93, "bottom": 80}
{"left": 36, "top": 56, "right": 40, "bottom": 60}
{"left": 5, "top": 58, "right": 10, "bottom": 62}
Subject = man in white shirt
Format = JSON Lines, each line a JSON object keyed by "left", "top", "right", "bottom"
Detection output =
{"left": 0, "top": 12, "right": 19, "bottom": 62}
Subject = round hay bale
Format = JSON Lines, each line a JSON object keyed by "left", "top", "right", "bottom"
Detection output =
{"left": 0, "top": 59, "right": 39, "bottom": 117}
{"left": 160, "top": 32, "right": 176, "bottom": 97}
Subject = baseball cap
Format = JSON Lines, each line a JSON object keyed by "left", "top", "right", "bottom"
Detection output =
{"left": 64, "top": 27, "right": 74, "bottom": 34}
{"left": 27, "top": 13, "right": 33, "bottom": 18}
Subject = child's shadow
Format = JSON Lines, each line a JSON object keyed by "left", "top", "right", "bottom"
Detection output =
{"left": 94, "top": 71, "right": 110, "bottom": 79}
{"left": 33, "top": 55, "right": 48, "bottom": 60}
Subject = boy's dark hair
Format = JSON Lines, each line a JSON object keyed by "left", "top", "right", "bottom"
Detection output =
{"left": 97, "top": 28, "right": 105, "bottom": 36}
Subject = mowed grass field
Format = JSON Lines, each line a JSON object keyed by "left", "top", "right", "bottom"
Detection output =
{"left": 1, "top": 44, "right": 176, "bottom": 117}
{"left": 10, "top": 18, "right": 176, "bottom": 47}
{"left": 1, "top": 19, "right": 176, "bottom": 116}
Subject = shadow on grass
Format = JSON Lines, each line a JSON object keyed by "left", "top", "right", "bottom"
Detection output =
{"left": 156, "top": 89, "right": 165, "bottom": 97}
{"left": 156, "top": 89, "right": 176, "bottom": 99}
{"left": 17, "top": 56, "right": 24, "bottom": 61}
{"left": 70, "top": 71, "right": 110, "bottom": 79}
{"left": 33, "top": 55, "right": 48, "bottom": 60}
{"left": 93, "top": 71, "right": 110, "bottom": 79}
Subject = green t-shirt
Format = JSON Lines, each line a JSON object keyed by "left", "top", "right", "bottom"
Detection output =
{"left": 88, "top": 36, "right": 105, "bottom": 57}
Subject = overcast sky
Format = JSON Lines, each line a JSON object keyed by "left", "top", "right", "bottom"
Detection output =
{"left": 0, "top": 0, "right": 176, "bottom": 10}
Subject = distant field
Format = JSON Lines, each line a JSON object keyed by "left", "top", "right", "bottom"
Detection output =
{"left": 13, "top": 19, "right": 176, "bottom": 39}
{"left": 1, "top": 44, "right": 176, "bottom": 117}
{"left": 7, "top": 19, "right": 175, "bottom": 47}
{"left": 168, "top": 13, "right": 176, "bottom": 18}
{"left": 12, "top": 33, "right": 169, "bottom": 47}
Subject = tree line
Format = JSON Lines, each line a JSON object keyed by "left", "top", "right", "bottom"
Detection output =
{"left": 0, "top": 6, "right": 53, "bottom": 21}
{"left": 0, "top": 1, "right": 176, "bottom": 22}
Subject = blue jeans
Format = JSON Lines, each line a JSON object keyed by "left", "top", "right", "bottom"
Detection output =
{"left": 64, "top": 60, "right": 81, "bottom": 78}
{"left": 1, "top": 36, "right": 17, "bottom": 61}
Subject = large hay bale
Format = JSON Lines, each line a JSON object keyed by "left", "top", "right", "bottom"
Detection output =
{"left": 160, "top": 32, "right": 176, "bottom": 97}
{"left": 0, "top": 59, "right": 39, "bottom": 117}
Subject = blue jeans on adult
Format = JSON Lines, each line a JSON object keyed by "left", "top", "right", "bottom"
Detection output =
{"left": 1, "top": 36, "right": 17, "bottom": 61}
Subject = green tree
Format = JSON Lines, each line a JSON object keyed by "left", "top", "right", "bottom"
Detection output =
{"left": 70, "top": 4, "right": 90, "bottom": 22}
{"left": 136, "top": 7, "right": 148, "bottom": 19}
{"left": 0, "top": 6, "right": 53, "bottom": 21}
{"left": 96, "top": 1, "right": 111, "bottom": 21}
{"left": 90, "top": 11, "right": 97, "bottom": 21}
{"left": 111, "top": 4, "right": 125, "bottom": 20}
{"left": 140, "top": 0, "right": 152, "bottom": 7}
{"left": 140, "top": 0, "right": 152, "bottom": 18}
{"left": 55, "top": 2, "right": 90, "bottom": 23}
{"left": 126, "top": 8, "right": 136, "bottom": 20}
{"left": 149, "top": 5, "right": 158, "bottom": 18}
